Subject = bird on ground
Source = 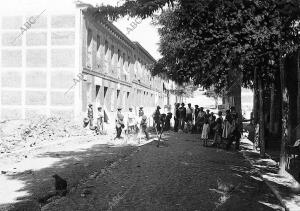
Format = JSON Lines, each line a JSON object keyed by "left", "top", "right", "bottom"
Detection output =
{"left": 52, "top": 174, "right": 68, "bottom": 196}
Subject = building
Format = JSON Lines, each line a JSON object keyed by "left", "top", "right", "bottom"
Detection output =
{"left": 0, "top": 0, "right": 178, "bottom": 122}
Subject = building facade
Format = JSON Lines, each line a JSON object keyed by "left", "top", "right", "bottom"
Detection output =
{"left": 0, "top": 0, "right": 177, "bottom": 121}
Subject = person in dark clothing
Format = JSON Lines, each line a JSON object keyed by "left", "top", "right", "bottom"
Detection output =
{"left": 179, "top": 103, "right": 186, "bottom": 131}
{"left": 165, "top": 112, "right": 172, "bottom": 131}
{"left": 195, "top": 107, "right": 205, "bottom": 133}
{"left": 226, "top": 107, "right": 242, "bottom": 150}
{"left": 115, "top": 107, "right": 124, "bottom": 139}
{"left": 204, "top": 109, "right": 210, "bottom": 122}
{"left": 140, "top": 114, "right": 150, "bottom": 140}
{"left": 194, "top": 105, "right": 200, "bottom": 120}
{"left": 153, "top": 106, "right": 162, "bottom": 132}
{"left": 212, "top": 111, "right": 224, "bottom": 147}
{"left": 87, "top": 104, "right": 94, "bottom": 129}
{"left": 173, "top": 103, "right": 180, "bottom": 132}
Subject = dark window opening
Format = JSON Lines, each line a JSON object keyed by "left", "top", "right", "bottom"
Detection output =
{"left": 104, "top": 86, "right": 108, "bottom": 98}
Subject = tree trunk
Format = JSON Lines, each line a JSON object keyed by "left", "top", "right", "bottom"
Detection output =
{"left": 258, "top": 72, "right": 265, "bottom": 157}
{"left": 279, "top": 50, "right": 289, "bottom": 175}
{"left": 297, "top": 48, "right": 300, "bottom": 128}
{"left": 253, "top": 68, "right": 259, "bottom": 124}
{"left": 269, "top": 83, "right": 275, "bottom": 134}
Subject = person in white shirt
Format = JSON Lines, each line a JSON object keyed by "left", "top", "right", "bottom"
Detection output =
{"left": 127, "top": 107, "right": 136, "bottom": 134}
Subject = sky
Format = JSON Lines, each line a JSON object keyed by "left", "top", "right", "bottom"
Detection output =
{"left": 86, "top": 0, "right": 162, "bottom": 60}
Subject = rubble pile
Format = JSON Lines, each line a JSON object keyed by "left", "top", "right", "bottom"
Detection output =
{"left": 0, "top": 117, "right": 89, "bottom": 154}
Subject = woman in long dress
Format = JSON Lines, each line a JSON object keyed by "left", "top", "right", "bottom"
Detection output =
{"left": 201, "top": 119, "right": 210, "bottom": 146}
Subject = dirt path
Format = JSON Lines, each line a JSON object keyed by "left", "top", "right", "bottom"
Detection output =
{"left": 1, "top": 131, "right": 282, "bottom": 211}
{"left": 0, "top": 132, "right": 155, "bottom": 211}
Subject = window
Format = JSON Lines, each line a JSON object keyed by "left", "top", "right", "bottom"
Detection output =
{"left": 104, "top": 86, "right": 108, "bottom": 98}
{"left": 104, "top": 40, "right": 108, "bottom": 54}
{"left": 96, "top": 85, "right": 100, "bottom": 97}
{"left": 96, "top": 35, "right": 101, "bottom": 69}
{"left": 96, "top": 35, "right": 100, "bottom": 50}
{"left": 87, "top": 28, "right": 92, "bottom": 68}
{"left": 111, "top": 45, "right": 114, "bottom": 59}
{"left": 123, "top": 53, "right": 126, "bottom": 65}
{"left": 117, "top": 49, "right": 121, "bottom": 61}
{"left": 127, "top": 56, "right": 130, "bottom": 67}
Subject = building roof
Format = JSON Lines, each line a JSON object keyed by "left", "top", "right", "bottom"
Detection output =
{"left": 81, "top": 4, "right": 156, "bottom": 63}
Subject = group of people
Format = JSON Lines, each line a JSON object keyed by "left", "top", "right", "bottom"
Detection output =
{"left": 115, "top": 106, "right": 150, "bottom": 140}
{"left": 173, "top": 103, "right": 242, "bottom": 150}
{"left": 85, "top": 104, "right": 166, "bottom": 140}
{"left": 85, "top": 103, "right": 242, "bottom": 150}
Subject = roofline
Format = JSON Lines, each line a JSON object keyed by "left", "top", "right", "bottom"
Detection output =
{"left": 133, "top": 42, "right": 156, "bottom": 63}
{"left": 80, "top": 4, "right": 156, "bottom": 63}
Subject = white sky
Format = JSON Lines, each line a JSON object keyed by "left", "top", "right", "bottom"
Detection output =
{"left": 87, "top": 0, "right": 162, "bottom": 60}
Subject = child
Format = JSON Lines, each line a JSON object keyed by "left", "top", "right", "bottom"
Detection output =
{"left": 213, "top": 111, "right": 223, "bottom": 147}
{"left": 96, "top": 106, "right": 104, "bottom": 135}
{"left": 201, "top": 119, "right": 210, "bottom": 146}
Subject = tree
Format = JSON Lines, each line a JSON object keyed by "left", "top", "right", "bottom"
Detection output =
{"left": 96, "top": 0, "right": 300, "bottom": 172}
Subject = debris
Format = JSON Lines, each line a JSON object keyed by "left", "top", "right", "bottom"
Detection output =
{"left": 1, "top": 117, "right": 88, "bottom": 154}
{"left": 1, "top": 171, "right": 7, "bottom": 174}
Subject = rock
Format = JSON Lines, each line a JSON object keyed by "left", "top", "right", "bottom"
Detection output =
{"left": 1, "top": 171, "right": 7, "bottom": 174}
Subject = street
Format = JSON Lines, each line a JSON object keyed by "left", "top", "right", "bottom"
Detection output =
{"left": 2, "top": 132, "right": 283, "bottom": 211}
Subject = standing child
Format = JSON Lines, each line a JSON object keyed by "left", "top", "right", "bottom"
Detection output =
{"left": 201, "top": 119, "right": 210, "bottom": 146}
{"left": 96, "top": 106, "right": 104, "bottom": 135}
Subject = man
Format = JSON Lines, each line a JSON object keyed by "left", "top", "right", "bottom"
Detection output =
{"left": 96, "top": 106, "right": 104, "bottom": 134}
{"left": 165, "top": 111, "right": 172, "bottom": 131}
{"left": 87, "top": 104, "right": 94, "bottom": 129}
{"left": 138, "top": 106, "right": 144, "bottom": 117}
{"left": 212, "top": 111, "right": 223, "bottom": 147}
{"left": 194, "top": 105, "right": 200, "bottom": 122}
{"left": 174, "top": 103, "right": 180, "bottom": 132}
{"left": 226, "top": 106, "right": 242, "bottom": 150}
{"left": 205, "top": 109, "right": 210, "bottom": 120}
{"left": 195, "top": 107, "right": 205, "bottom": 132}
{"left": 127, "top": 107, "right": 136, "bottom": 134}
{"left": 178, "top": 103, "right": 186, "bottom": 131}
{"left": 140, "top": 112, "right": 150, "bottom": 140}
{"left": 153, "top": 106, "right": 162, "bottom": 132}
{"left": 115, "top": 107, "right": 124, "bottom": 139}
{"left": 186, "top": 103, "right": 194, "bottom": 133}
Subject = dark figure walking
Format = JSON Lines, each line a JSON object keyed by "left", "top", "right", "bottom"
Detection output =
{"left": 165, "top": 112, "right": 172, "bottom": 131}
{"left": 174, "top": 103, "right": 180, "bottom": 132}
{"left": 87, "top": 104, "right": 94, "bottom": 129}
{"left": 178, "top": 103, "right": 186, "bottom": 131}
{"left": 153, "top": 106, "right": 162, "bottom": 132}
{"left": 115, "top": 107, "right": 124, "bottom": 139}
{"left": 226, "top": 107, "right": 241, "bottom": 150}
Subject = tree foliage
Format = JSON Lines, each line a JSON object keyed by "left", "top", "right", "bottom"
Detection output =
{"left": 95, "top": 0, "right": 300, "bottom": 93}
{"left": 152, "top": 0, "right": 300, "bottom": 93}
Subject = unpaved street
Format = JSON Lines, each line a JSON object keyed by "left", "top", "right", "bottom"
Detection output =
{"left": 1, "top": 132, "right": 283, "bottom": 211}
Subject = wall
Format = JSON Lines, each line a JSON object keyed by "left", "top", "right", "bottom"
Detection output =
{"left": 0, "top": 6, "right": 80, "bottom": 120}
{"left": 79, "top": 10, "right": 172, "bottom": 131}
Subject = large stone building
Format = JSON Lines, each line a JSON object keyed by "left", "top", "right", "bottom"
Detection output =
{"left": 0, "top": 0, "right": 178, "bottom": 121}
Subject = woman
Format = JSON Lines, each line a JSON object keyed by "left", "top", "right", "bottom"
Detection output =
{"left": 201, "top": 119, "right": 210, "bottom": 146}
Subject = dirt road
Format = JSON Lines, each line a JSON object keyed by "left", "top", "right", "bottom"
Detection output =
{"left": 1, "top": 132, "right": 283, "bottom": 211}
